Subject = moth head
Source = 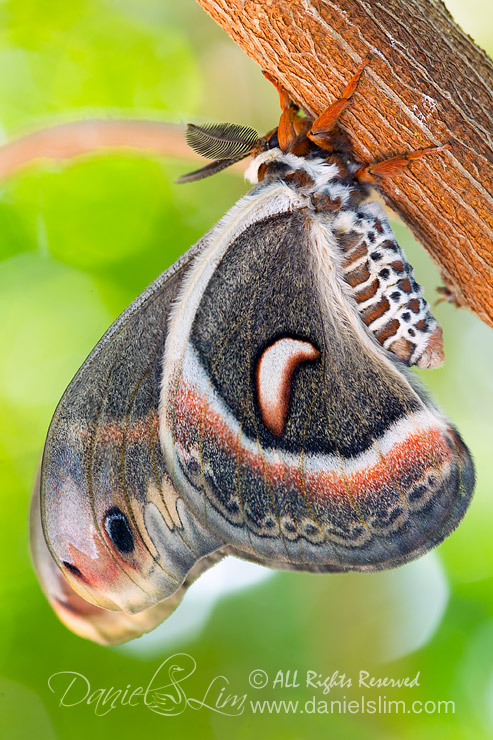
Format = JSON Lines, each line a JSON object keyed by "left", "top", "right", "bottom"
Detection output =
{"left": 175, "top": 77, "right": 327, "bottom": 185}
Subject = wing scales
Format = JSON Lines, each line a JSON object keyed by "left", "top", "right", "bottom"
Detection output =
{"left": 38, "top": 241, "right": 224, "bottom": 616}
{"left": 163, "top": 204, "right": 474, "bottom": 572}
{"left": 34, "top": 181, "right": 474, "bottom": 644}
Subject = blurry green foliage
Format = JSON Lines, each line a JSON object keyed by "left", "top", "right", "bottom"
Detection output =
{"left": 0, "top": 1, "right": 491, "bottom": 739}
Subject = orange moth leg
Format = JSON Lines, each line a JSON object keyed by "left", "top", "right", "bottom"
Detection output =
{"left": 308, "top": 55, "right": 371, "bottom": 149}
{"left": 355, "top": 144, "right": 451, "bottom": 183}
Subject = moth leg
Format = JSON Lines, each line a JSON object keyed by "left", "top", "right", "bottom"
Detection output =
{"left": 354, "top": 143, "right": 451, "bottom": 184}
{"left": 262, "top": 70, "right": 292, "bottom": 112}
{"left": 262, "top": 70, "right": 301, "bottom": 153}
{"left": 307, "top": 55, "right": 371, "bottom": 150}
{"left": 434, "top": 284, "right": 463, "bottom": 309}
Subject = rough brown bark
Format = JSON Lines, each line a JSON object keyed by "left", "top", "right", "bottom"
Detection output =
{"left": 196, "top": 0, "right": 493, "bottom": 327}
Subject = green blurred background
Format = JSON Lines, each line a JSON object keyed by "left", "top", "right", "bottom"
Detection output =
{"left": 0, "top": 1, "right": 492, "bottom": 738}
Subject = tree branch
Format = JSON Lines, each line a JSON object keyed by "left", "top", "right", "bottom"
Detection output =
{"left": 0, "top": 120, "right": 219, "bottom": 180}
{"left": 196, "top": 0, "right": 493, "bottom": 327}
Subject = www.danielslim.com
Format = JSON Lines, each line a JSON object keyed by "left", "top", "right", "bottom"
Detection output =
{"left": 249, "top": 696, "right": 455, "bottom": 715}
{"left": 47, "top": 655, "right": 456, "bottom": 718}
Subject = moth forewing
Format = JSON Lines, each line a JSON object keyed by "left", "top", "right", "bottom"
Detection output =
{"left": 31, "top": 470, "right": 227, "bottom": 644}
{"left": 37, "top": 240, "right": 225, "bottom": 616}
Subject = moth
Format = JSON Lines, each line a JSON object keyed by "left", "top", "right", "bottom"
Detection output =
{"left": 31, "top": 59, "right": 475, "bottom": 645}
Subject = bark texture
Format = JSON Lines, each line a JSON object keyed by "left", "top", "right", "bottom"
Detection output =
{"left": 196, "top": 0, "right": 493, "bottom": 326}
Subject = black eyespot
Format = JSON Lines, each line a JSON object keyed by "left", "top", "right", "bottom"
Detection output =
{"left": 268, "top": 131, "right": 279, "bottom": 149}
{"left": 402, "top": 312, "right": 411, "bottom": 322}
{"left": 408, "top": 328, "right": 416, "bottom": 337}
{"left": 379, "top": 268, "right": 390, "bottom": 279}
{"left": 62, "top": 561, "right": 84, "bottom": 579}
{"left": 104, "top": 507, "right": 135, "bottom": 554}
{"left": 368, "top": 232, "right": 375, "bottom": 243}
{"left": 370, "top": 251, "right": 382, "bottom": 261}
{"left": 390, "top": 291, "right": 401, "bottom": 301}
{"left": 356, "top": 211, "right": 365, "bottom": 219}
